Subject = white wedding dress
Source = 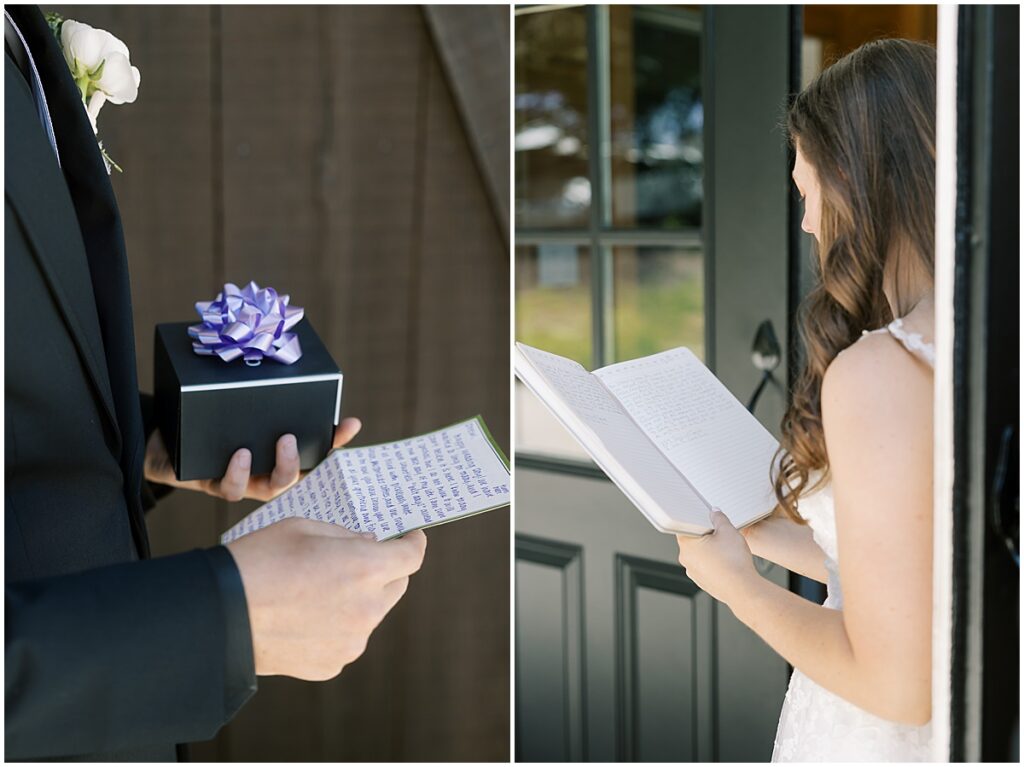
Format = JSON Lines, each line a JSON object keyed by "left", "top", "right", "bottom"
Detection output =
{"left": 771, "top": 318, "right": 936, "bottom": 762}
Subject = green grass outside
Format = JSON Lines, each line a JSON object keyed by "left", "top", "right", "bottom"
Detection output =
{"left": 516, "top": 274, "right": 704, "bottom": 369}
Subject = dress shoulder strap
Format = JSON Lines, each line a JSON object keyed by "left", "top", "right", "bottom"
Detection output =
{"left": 883, "top": 317, "right": 936, "bottom": 368}
{"left": 858, "top": 319, "right": 936, "bottom": 368}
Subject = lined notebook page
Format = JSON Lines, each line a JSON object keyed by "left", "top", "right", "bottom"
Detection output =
{"left": 516, "top": 344, "right": 710, "bottom": 533}
{"left": 594, "top": 348, "right": 779, "bottom": 527}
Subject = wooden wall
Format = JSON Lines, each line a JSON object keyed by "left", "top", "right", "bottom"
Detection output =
{"left": 47, "top": 5, "right": 510, "bottom": 761}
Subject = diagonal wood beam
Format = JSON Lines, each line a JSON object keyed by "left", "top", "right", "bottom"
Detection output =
{"left": 423, "top": 5, "right": 510, "bottom": 251}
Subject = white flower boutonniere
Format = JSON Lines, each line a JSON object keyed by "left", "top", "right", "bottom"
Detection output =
{"left": 46, "top": 12, "right": 140, "bottom": 173}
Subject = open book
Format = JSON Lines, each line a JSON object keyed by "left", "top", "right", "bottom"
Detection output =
{"left": 221, "top": 416, "right": 510, "bottom": 543}
{"left": 515, "top": 343, "right": 780, "bottom": 536}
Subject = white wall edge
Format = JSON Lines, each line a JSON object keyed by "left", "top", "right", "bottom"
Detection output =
{"left": 932, "top": 4, "right": 958, "bottom": 761}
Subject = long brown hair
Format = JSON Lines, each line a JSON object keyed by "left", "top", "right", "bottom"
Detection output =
{"left": 771, "top": 38, "right": 937, "bottom": 522}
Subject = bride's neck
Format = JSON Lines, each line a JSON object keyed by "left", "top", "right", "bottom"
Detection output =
{"left": 882, "top": 240, "right": 933, "bottom": 320}
{"left": 883, "top": 273, "right": 934, "bottom": 341}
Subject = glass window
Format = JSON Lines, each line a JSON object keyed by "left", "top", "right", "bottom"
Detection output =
{"left": 612, "top": 245, "right": 704, "bottom": 361}
{"left": 515, "top": 5, "right": 705, "bottom": 464}
{"left": 515, "top": 244, "right": 592, "bottom": 367}
{"left": 609, "top": 6, "right": 703, "bottom": 229}
{"left": 515, "top": 7, "right": 590, "bottom": 229}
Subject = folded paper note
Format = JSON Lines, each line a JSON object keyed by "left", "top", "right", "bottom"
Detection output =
{"left": 221, "top": 416, "right": 510, "bottom": 543}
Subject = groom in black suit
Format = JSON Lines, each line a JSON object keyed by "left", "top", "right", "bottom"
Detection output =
{"left": 5, "top": 6, "right": 426, "bottom": 760}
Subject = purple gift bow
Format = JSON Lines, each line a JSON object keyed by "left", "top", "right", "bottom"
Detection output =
{"left": 187, "top": 281, "right": 304, "bottom": 366}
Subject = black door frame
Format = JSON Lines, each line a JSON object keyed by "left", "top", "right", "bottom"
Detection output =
{"left": 949, "top": 4, "right": 1019, "bottom": 762}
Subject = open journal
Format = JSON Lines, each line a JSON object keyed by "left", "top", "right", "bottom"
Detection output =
{"left": 221, "top": 416, "right": 510, "bottom": 543}
{"left": 515, "top": 342, "right": 780, "bottom": 536}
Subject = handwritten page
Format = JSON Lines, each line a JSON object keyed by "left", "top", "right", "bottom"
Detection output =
{"left": 516, "top": 346, "right": 627, "bottom": 427}
{"left": 515, "top": 344, "right": 712, "bottom": 533}
{"left": 593, "top": 348, "right": 779, "bottom": 527}
{"left": 221, "top": 417, "right": 510, "bottom": 543}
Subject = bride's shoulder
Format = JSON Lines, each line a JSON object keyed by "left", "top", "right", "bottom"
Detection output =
{"left": 821, "top": 331, "right": 933, "bottom": 434}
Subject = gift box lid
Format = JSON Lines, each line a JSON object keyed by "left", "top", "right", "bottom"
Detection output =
{"left": 156, "top": 318, "right": 342, "bottom": 389}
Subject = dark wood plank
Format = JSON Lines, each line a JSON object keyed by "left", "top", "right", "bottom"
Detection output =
{"left": 423, "top": 5, "right": 511, "bottom": 242}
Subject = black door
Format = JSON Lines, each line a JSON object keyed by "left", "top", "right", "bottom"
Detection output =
{"left": 515, "top": 5, "right": 797, "bottom": 761}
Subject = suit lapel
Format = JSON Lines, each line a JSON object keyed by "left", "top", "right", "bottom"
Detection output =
{"left": 5, "top": 57, "right": 121, "bottom": 452}
{"left": 7, "top": 6, "right": 150, "bottom": 558}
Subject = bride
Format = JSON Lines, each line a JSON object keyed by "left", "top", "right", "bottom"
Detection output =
{"left": 675, "top": 38, "right": 937, "bottom": 762}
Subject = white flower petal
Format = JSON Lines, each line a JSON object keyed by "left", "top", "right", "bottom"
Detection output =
{"left": 85, "top": 91, "right": 106, "bottom": 134}
{"left": 59, "top": 32, "right": 77, "bottom": 71}
{"left": 96, "top": 52, "right": 138, "bottom": 104}
{"left": 59, "top": 20, "right": 81, "bottom": 54}
{"left": 132, "top": 66, "right": 141, "bottom": 89}
{"left": 62, "top": 20, "right": 105, "bottom": 71}
{"left": 97, "top": 30, "right": 130, "bottom": 62}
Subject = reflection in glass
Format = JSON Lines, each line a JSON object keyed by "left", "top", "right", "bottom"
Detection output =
{"left": 515, "top": 7, "right": 590, "bottom": 229}
{"left": 609, "top": 6, "right": 703, "bottom": 229}
{"left": 613, "top": 245, "right": 704, "bottom": 361}
{"left": 515, "top": 244, "right": 592, "bottom": 367}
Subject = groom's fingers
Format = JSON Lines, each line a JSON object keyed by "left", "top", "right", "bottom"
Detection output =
{"left": 333, "top": 417, "right": 362, "bottom": 449}
{"left": 211, "top": 423, "right": 357, "bottom": 503}
{"left": 269, "top": 434, "right": 301, "bottom": 492}
{"left": 215, "top": 448, "right": 252, "bottom": 501}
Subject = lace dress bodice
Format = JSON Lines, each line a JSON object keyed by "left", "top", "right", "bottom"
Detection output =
{"left": 771, "top": 317, "right": 936, "bottom": 762}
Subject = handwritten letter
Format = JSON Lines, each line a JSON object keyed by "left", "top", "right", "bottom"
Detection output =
{"left": 221, "top": 418, "right": 510, "bottom": 543}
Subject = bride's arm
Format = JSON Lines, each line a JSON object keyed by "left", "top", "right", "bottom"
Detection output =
{"left": 740, "top": 509, "right": 828, "bottom": 583}
{"left": 678, "top": 340, "right": 933, "bottom": 725}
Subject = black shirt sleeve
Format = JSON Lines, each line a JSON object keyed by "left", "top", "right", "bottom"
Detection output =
{"left": 5, "top": 547, "right": 258, "bottom": 759}
{"left": 205, "top": 544, "right": 259, "bottom": 718}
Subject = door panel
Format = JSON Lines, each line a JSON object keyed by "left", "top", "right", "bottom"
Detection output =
{"left": 515, "top": 538, "right": 586, "bottom": 762}
{"left": 515, "top": 469, "right": 790, "bottom": 761}
{"left": 616, "top": 555, "right": 714, "bottom": 762}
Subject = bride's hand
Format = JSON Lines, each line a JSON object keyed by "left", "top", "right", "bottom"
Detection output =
{"left": 676, "top": 509, "right": 760, "bottom": 606}
{"left": 144, "top": 417, "right": 363, "bottom": 502}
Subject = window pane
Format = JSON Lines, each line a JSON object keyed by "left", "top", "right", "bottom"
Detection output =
{"left": 515, "top": 244, "right": 592, "bottom": 367}
{"left": 515, "top": 243, "right": 593, "bottom": 461}
{"left": 612, "top": 245, "right": 704, "bottom": 361}
{"left": 609, "top": 6, "right": 703, "bottom": 230}
{"left": 515, "top": 7, "right": 590, "bottom": 229}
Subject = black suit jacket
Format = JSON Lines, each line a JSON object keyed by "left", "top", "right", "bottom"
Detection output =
{"left": 5, "top": 6, "right": 255, "bottom": 760}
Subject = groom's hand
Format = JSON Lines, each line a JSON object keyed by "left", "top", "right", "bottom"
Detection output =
{"left": 226, "top": 519, "right": 428, "bottom": 680}
{"left": 144, "top": 417, "right": 363, "bottom": 502}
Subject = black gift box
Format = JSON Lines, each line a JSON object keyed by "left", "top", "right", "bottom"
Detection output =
{"left": 154, "top": 319, "right": 343, "bottom": 481}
